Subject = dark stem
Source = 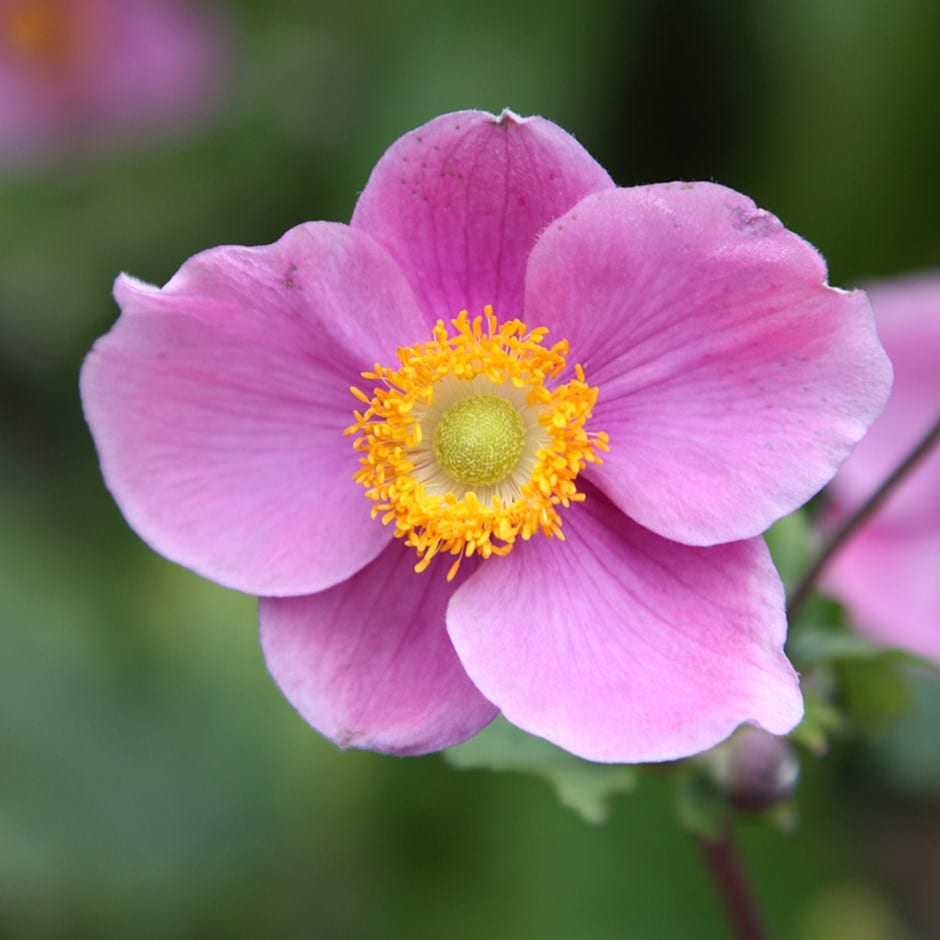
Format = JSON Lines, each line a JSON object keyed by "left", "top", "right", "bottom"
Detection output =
{"left": 696, "top": 829, "right": 771, "bottom": 940}
{"left": 787, "top": 415, "right": 940, "bottom": 621}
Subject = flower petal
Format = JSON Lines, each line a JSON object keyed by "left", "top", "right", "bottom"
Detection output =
{"left": 824, "top": 525, "right": 940, "bottom": 664}
{"left": 525, "top": 183, "right": 893, "bottom": 546}
{"left": 828, "top": 273, "right": 940, "bottom": 527}
{"left": 447, "top": 489, "right": 803, "bottom": 763}
{"left": 260, "top": 544, "right": 498, "bottom": 755}
{"left": 351, "top": 109, "right": 614, "bottom": 324}
{"left": 81, "top": 222, "right": 428, "bottom": 595}
{"left": 822, "top": 273, "right": 940, "bottom": 663}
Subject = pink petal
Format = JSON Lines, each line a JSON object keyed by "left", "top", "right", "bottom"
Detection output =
{"left": 81, "top": 222, "right": 428, "bottom": 596}
{"left": 87, "top": 0, "right": 228, "bottom": 131}
{"left": 524, "top": 183, "right": 893, "bottom": 546}
{"left": 351, "top": 109, "right": 614, "bottom": 325}
{"left": 827, "top": 273, "right": 940, "bottom": 527}
{"left": 821, "top": 272, "right": 940, "bottom": 663}
{"left": 447, "top": 489, "right": 803, "bottom": 763}
{"left": 260, "top": 544, "right": 498, "bottom": 756}
{"left": 825, "top": 525, "right": 940, "bottom": 664}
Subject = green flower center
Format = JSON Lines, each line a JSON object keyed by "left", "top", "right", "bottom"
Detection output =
{"left": 432, "top": 394, "right": 526, "bottom": 488}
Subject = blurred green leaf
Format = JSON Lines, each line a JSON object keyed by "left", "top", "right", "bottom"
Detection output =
{"left": 790, "top": 693, "right": 845, "bottom": 756}
{"left": 788, "top": 591, "right": 934, "bottom": 675}
{"left": 790, "top": 624, "right": 929, "bottom": 670}
{"left": 867, "top": 670, "right": 940, "bottom": 794}
{"left": 765, "top": 510, "right": 815, "bottom": 593}
{"left": 444, "top": 717, "right": 637, "bottom": 825}
{"left": 673, "top": 772, "right": 729, "bottom": 842}
{"left": 765, "top": 800, "right": 799, "bottom": 835}
{"left": 790, "top": 617, "right": 930, "bottom": 746}
{"left": 837, "top": 657, "right": 914, "bottom": 737}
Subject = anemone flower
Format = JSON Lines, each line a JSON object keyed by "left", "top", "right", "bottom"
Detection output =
{"left": 80, "top": 110, "right": 891, "bottom": 762}
{"left": 0, "top": 0, "right": 226, "bottom": 165}
{"left": 823, "top": 273, "right": 939, "bottom": 663}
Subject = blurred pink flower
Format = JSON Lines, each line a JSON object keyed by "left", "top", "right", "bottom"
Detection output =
{"left": 80, "top": 110, "right": 891, "bottom": 762}
{"left": 0, "top": 0, "right": 226, "bottom": 164}
{"left": 823, "top": 273, "right": 940, "bottom": 663}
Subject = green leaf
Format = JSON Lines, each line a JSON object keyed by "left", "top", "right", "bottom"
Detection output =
{"left": 444, "top": 717, "right": 637, "bottom": 825}
{"left": 868, "top": 670, "right": 940, "bottom": 794}
{"left": 790, "top": 621, "right": 931, "bottom": 745}
{"left": 789, "top": 621, "right": 930, "bottom": 670}
{"left": 765, "top": 510, "right": 814, "bottom": 592}
{"left": 789, "top": 692, "right": 844, "bottom": 755}
{"left": 837, "top": 657, "right": 914, "bottom": 736}
{"left": 788, "top": 612, "right": 930, "bottom": 738}
{"left": 673, "top": 772, "right": 729, "bottom": 841}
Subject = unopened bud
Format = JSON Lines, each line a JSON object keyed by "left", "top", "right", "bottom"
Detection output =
{"left": 706, "top": 726, "right": 799, "bottom": 812}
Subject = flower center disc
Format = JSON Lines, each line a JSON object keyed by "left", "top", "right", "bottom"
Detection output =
{"left": 347, "top": 306, "right": 608, "bottom": 580}
{"left": 433, "top": 395, "right": 525, "bottom": 488}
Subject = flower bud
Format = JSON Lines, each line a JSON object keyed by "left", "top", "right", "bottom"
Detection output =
{"left": 706, "top": 727, "right": 800, "bottom": 812}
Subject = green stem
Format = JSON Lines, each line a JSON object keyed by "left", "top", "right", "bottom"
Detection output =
{"left": 696, "top": 828, "right": 771, "bottom": 940}
{"left": 787, "top": 415, "right": 940, "bottom": 621}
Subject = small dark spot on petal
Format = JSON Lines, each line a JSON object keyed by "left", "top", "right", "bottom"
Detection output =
{"left": 336, "top": 728, "right": 364, "bottom": 748}
{"left": 727, "top": 201, "right": 782, "bottom": 236}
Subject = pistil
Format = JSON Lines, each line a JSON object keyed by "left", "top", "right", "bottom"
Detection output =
{"left": 433, "top": 395, "right": 526, "bottom": 488}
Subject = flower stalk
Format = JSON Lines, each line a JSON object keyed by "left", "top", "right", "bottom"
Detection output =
{"left": 696, "top": 828, "right": 771, "bottom": 940}
{"left": 787, "top": 415, "right": 940, "bottom": 621}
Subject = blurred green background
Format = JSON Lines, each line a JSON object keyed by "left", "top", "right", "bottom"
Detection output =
{"left": 2, "top": 1, "right": 939, "bottom": 937}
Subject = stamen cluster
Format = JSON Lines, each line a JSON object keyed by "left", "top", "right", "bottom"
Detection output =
{"left": 347, "top": 307, "right": 608, "bottom": 580}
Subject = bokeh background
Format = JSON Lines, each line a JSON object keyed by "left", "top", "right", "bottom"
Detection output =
{"left": 2, "top": 1, "right": 939, "bottom": 937}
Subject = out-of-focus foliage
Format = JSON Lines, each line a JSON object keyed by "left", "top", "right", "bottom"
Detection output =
{"left": 445, "top": 717, "right": 637, "bottom": 825}
{"left": 2, "top": 1, "right": 939, "bottom": 938}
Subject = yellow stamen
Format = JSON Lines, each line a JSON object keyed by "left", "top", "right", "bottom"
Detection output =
{"left": 346, "top": 306, "right": 609, "bottom": 580}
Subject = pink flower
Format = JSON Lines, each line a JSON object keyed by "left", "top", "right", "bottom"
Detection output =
{"left": 80, "top": 110, "right": 891, "bottom": 762}
{"left": 823, "top": 273, "right": 940, "bottom": 663}
{"left": 0, "top": 0, "right": 226, "bottom": 165}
